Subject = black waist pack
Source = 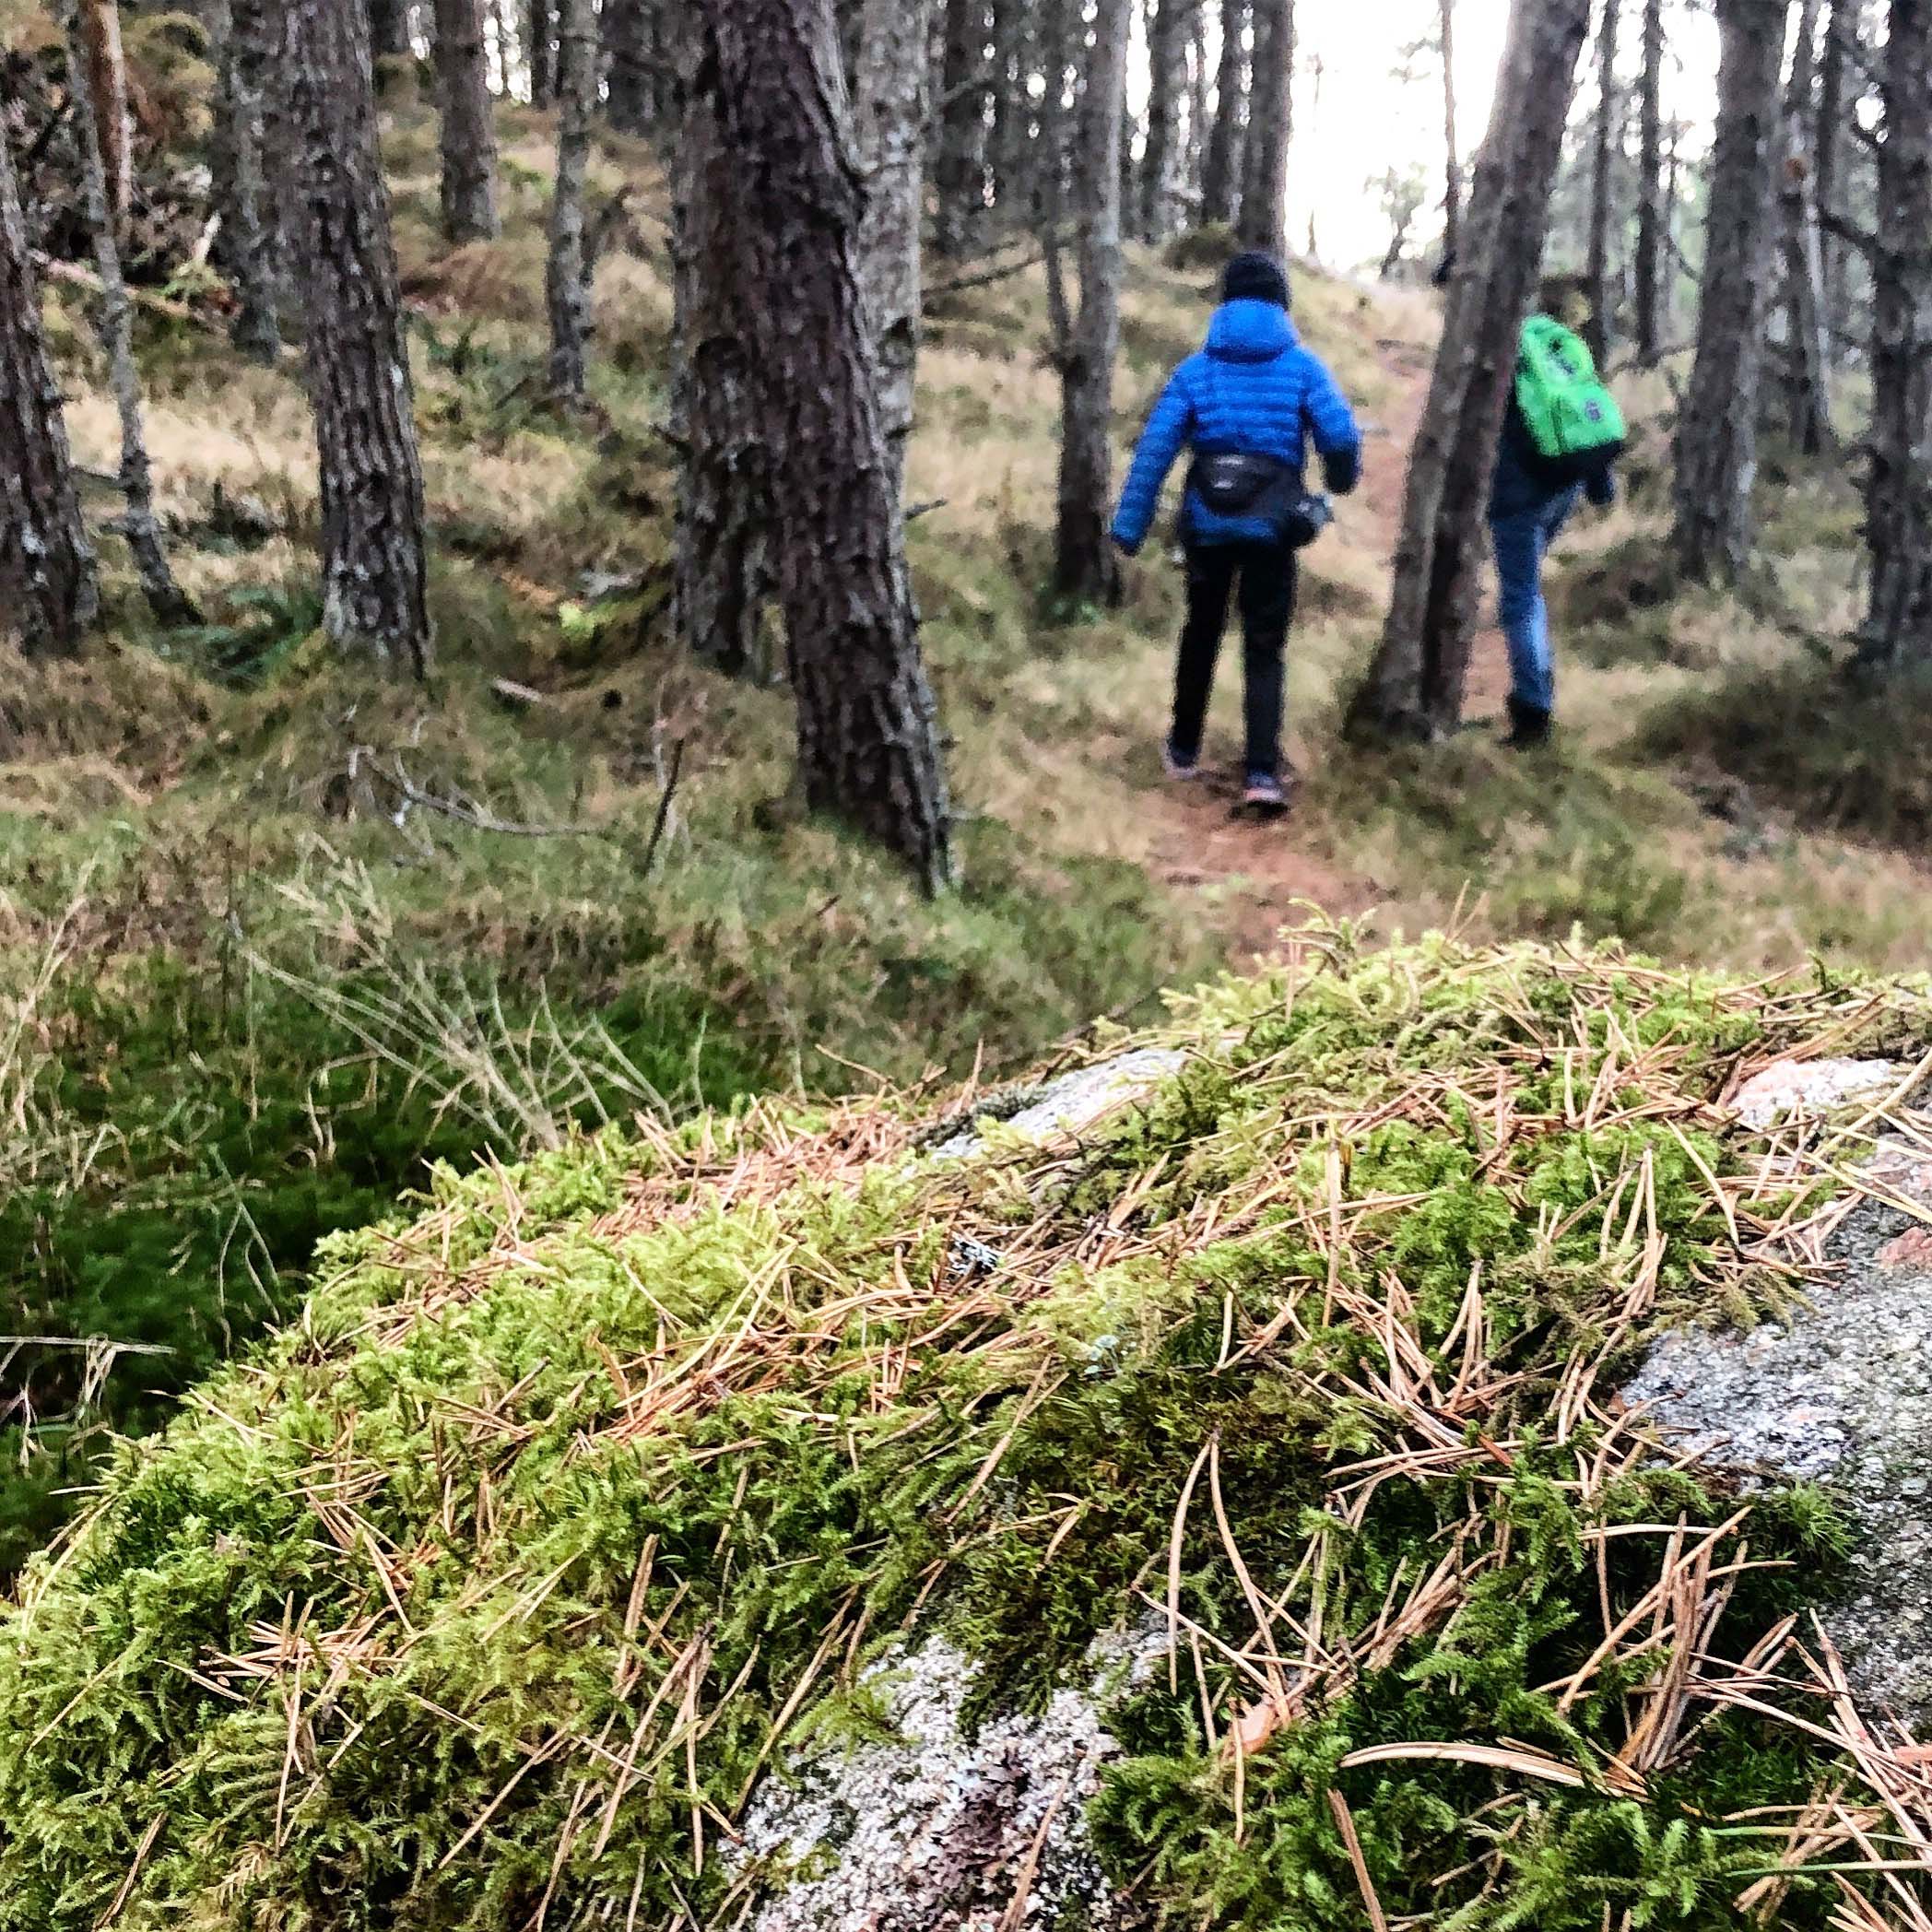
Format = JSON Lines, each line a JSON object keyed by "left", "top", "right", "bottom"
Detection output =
{"left": 1187, "top": 452, "right": 1333, "bottom": 549}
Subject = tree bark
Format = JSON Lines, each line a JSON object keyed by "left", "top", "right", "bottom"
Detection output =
{"left": 1441, "top": 0, "right": 1461, "bottom": 256}
{"left": 1815, "top": 0, "right": 1850, "bottom": 350}
{"left": 1237, "top": 0, "right": 1291, "bottom": 254}
{"left": 76, "top": 0, "right": 133, "bottom": 233}
{"left": 369, "top": 0, "right": 410, "bottom": 56}
{"left": 207, "top": 0, "right": 283, "bottom": 363}
{"left": 61, "top": 0, "right": 198, "bottom": 628}
{"left": 1186, "top": 2, "right": 1211, "bottom": 222}
{"left": 1349, "top": 0, "right": 1593, "bottom": 742}
{"left": 1140, "top": 0, "right": 1194, "bottom": 242}
{"left": 602, "top": 0, "right": 654, "bottom": 135}
{"left": 1051, "top": 0, "right": 1130, "bottom": 608}
{"left": 1670, "top": 0, "right": 1787, "bottom": 585}
{"left": 932, "top": 0, "right": 987, "bottom": 258}
{"left": 852, "top": 0, "right": 931, "bottom": 495}
{"left": 0, "top": 129, "right": 97, "bottom": 658}
{"left": 526, "top": 0, "right": 556, "bottom": 102}
{"left": 1779, "top": 0, "right": 1833, "bottom": 454}
{"left": 544, "top": 0, "right": 595, "bottom": 399}
{"left": 671, "top": 16, "right": 772, "bottom": 678}
{"left": 1584, "top": 0, "right": 1620, "bottom": 360}
{"left": 1200, "top": 0, "right": 1248, "bottom": 230}
{"left": 683, "top": 0, "right": 954, "bottom": 891}
{"left": 278, "top": 0, "right": 434, "bottom": 676}
{"left": 1633, "top": 0, "right": 1666, "bottom": 362}
{"left": 433, "top": 0, "right": 501, "bottom": 241}
{"left": 1860, "top": 0, "right": 1932, "bottom": 666}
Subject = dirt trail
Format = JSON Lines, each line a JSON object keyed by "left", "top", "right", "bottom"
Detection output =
{"left": 1139, "top": 327, "right": 1450, "bottom": 961}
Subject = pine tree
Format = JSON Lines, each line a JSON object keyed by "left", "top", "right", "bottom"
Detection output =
{"left": 1238, "top": 0, "right": 1293, "bottom": 254}
{"left": 1349, "top": 0, "right": 1594, "bottom": 741}
{"left": 433, "top": 0, "right": 502, "bottom": 242}
{"left": 278, "top": 0, "right": 434, "bottom": 675}
{"left": 60, "top": 0, "right": 197, "bottom": 627}
{"left": 207, "top": 0, "right": 283, "bottom": 363}
{"left": 1441, "top": 0, "right": 1462, "bottom": 255}
{"left": 933, "top": 0, "right": 988, "bottom": 257}
{"left": 684, "top": 0, "right": 954, "bottom": 890}
{"left": 1141, "top": 0, "right": 1196, "bottom": 242}
{"left": 602, "top": 0, "right": 655, "bottom": 136}
{"left": 1200, "top": 0, "right": 1249, "bottom": 230}
{"left": 1633, "top": 0, "right": 1667, "bottom": 362}
{"left": 0, "top": 128, "right": 97, "bottom": 657}
{"left": 1584, "top": 0, "right": 1620, "bottom": 360}
{"left": 1860, "top": 0, "right": 1932, "bottom": 665}
{"left": 1049, "top": 0, "right": 1131, "bottom": 607}
{"left": 544, "top": 0, "right": 596, "bottom": 399}
{"left": 1779, "top": 0, "right": 1833, "bottom": 453}
{"left": 852, "top": 0, "right": 933, "bottom": 494}
{"left": 1671, "top": 0, "right": 1788, "bottom": 584}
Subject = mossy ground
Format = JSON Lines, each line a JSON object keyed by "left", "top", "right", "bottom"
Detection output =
{"left": 2, "top": 930, "right": 1925, "bottom": 1931}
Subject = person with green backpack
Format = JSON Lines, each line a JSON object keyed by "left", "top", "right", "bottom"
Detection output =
{"left": 1489, "top": 282, "right": 1626, "bottom": 747}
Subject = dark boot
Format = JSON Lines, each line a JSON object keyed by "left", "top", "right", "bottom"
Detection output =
{"left": 1504, "top": 696, "right": 1552, "bottom": 748}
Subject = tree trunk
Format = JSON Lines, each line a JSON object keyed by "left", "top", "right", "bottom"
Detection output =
{"left": 77, "top": 0, "right": 133, "bottom": 233}
{"left": 671, "top": 14, "right": 772, "bottom": 677}
{"left": 1441, "top": 0, "right": 1461, "bottom": 256}
{"left": 1670, "top": 0, "right": 1787, "bottom": 585}
{"left": 1237, "top": 0, "right": 1291, "bottom": 254}
{"left": 61, "top": 0, "right": 198, "bottom": 628}
{"left": 1584, "top": 0, "right": 1620, "bottom": 360}
{"left": 1633, "top": 0, "right": 1666, "bottom": 362}
{"left": 852, "top": 0, "right": 931, "bottom": 495}
{"left": 278, "top": 0, "right": 433, "bottom": 676}
{"left": 1860, "top": 0, "right": 1932, "bottom": 666}
{"left": 1186, "top": 3, "right": 1211, "bottom": 222}
{"left": 526, "top": 0, "right": 555, "bottom": 102}
{"left": 207, "top": 0, "right": 283, "bottom": 363}
{"left": 1780, "top": 0, "right": 1833, "bottom": 453}
{"left": 985, "top": 0, "right": 1023, "bottom": 213}
{"left": 602, "top": 0, "right": 654, "bottom": 135}
{"left": 684, "top": 0, "right": 954, "bottom": 891}
{"left": 1348, "top": 0, "right": 1593, "bottom": 742}
{"left": 0, "top": 130, "right": 97, "bottom": 658}
{"left": 432, "top": 0, "right": 501, "bottom": 242}
{"left": 1051, "top": 0, "right": 1130, "bottom": 608}
{"left": 1815, "top": 0, "right": 1849, "bottom": 350}
{"left": 544, "top": 0, "right": 595, "bottom": 399}
{"left": 932, "top": 0, "right": 986, "bottom": 258}
{"left": 1141, "top": 0, "right": 1193, "bottom": 242}
{"left": 369, "top": 0, "right": 410, "bottom": 56}
{"left": 1200, "top": 0, "right": 1248, "bottom": 230}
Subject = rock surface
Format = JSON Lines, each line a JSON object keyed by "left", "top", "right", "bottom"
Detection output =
{"left": 738, "top": 1633, "right": 1159, "bottom": 1932}
{"left": 1627, "top": 1067, "right": 1932, "bottom": 1726}
{"left": 928, "top": 1049, "right": 1188, "bottom": 1161}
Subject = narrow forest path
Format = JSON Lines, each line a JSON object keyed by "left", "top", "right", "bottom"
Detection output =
{"left": 1137, "top": 323, "right": 1451, "bottom": 961}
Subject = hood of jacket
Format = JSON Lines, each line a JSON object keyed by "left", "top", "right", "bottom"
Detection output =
{"left": 1204, "top": 299, "right": 1301, "bottom": 365}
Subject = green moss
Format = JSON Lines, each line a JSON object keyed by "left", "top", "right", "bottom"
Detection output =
{"left": 0, "top": 934, "right": 1915, "bottom": 1930}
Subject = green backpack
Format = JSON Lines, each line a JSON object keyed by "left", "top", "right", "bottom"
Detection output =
{"left": 1514, "top": 315, "right": 1626, "bottom": 485}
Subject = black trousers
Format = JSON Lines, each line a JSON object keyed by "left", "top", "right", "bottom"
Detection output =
{"left": 1171, "top": 542, "right": 1298, "bottom": 781}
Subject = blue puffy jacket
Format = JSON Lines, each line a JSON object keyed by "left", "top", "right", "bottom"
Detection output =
{"left": 1110, "top": 300, "right": 1363, "bottom": 552}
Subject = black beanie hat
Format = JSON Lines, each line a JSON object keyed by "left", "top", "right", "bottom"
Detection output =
{"left": 1221, "top": 251, "right": 1290, "bottom": 309}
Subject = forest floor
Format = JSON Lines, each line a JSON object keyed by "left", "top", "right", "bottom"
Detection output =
{"left": 4, "top": 96, "right": 1932, "bottom": 1566}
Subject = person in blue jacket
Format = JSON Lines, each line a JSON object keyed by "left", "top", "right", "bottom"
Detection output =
{"left": 1110, "top": 252, "right": 1362, "bottom": 812}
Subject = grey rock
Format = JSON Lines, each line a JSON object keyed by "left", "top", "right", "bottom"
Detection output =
{"left": 737, "top": 1629, "right": 1163, "bottom": 1932}
{"left": 1625, "top": 1095, "right": 1932, "bottom": 1725}
{"left": 928, "top": 1050, "right": 1187, "bottom": 1162}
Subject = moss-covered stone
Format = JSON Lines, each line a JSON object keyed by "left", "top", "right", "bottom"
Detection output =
{"left": 0, "top": 930, "right": 1924, "bottom": 1931}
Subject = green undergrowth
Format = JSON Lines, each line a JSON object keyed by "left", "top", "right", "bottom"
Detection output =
{"left": 1, "top": 930, "right": 1923, "bottom": 1931}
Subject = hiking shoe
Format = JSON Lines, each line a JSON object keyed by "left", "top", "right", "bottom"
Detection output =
{"left": 1161, "top": 742, "right": 1201, "bottom": 782}
{"left": 1243, "top": 772, "right": 1290, "bottom": 815}
{"left": 1504, "top": 699, "right": 1553, "bottom": 749}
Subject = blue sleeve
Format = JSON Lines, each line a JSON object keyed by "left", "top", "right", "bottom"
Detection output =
{"left": 1299, "top": 351, "right": 1361, "bottom": 466}
{"left": 1111, "top": 365, "right": 1196, "bottom": 552}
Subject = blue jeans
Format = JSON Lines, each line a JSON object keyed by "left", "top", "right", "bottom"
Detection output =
{"left": 1489, "top": 486, "right": 1581, "bottom": 716}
